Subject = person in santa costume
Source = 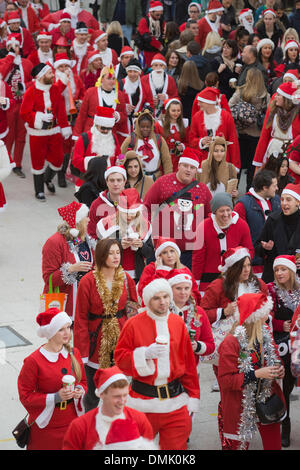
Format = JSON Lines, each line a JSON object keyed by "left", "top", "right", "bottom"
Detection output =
{"left": 114, "top": 277, "right": 200, "bottom": 450}
{"left": 5, "top": 11, "right": 35, "bottom": 57}
{"left": 192, "top": 192, "right": 254, "bottom": 295}
{"left": 31, "top": 0, "right": 50, "bottom": 22}
{"left": 41, "top": 0, "right": 99, "bottom": 32}
{"left": 96, "top": 187, "right": 154, "bottom": 282}
{"left": 288, "top": 133, "right": 300, "bottom": 184}
{"left": 179, "top": 2, "right": 201, "bottom": 32}
{"left": 27, "top": 30, "right": 54, "bottom": 66}
{"left": 73, "top": 64, "right": 128, "bottom": 146}
{"left": 167, "top": 268, "right": 214, "bottom": 366}
{"left": 17, "top": 307, "right": 87, "bottom": 450}
{"left": 143, "top": 148, "right": 212, "bottom": 269}
{"left": 218, "top": 292, "right": 285, "bottom": 450}
{"left": 71, "top": 21, "right": 92, "bottom": 77}
{"left": 20, "top": 63, "right": 72, "bottom": 200}
{"left": 0, "top": 32, "right": 32, "bottom": 179}
{"left": 0, "top": 76, "right": 14, "bottom": 144}
{"left": 63, "top": 366, "right": 154, "bottom": 450}
{"left": 14, "top": 0, "right": 40, "bottom": 34}
{"left": 136, "top": 0, "right": 165, "bottom": 68}
{"left": 138, "top": 236, "right": 201, "bottom": 306}
{"left": 253, "top": 82, "right": 300, "bottom": 169}
{"left": 189, "top": 86, "right": 241, "bottom": 171}
{"left": 42, "top": 201, "right": 94, "bottom": 319}
{"left": 93, "top": 29, "right": 118, "bottom": 67}
{"left": 73, "top": 238, "right": 138, "bottom": 411}
{"left": 237, "top": 8, "right": 254, "bottom": 35}
{"left": 71, "top": 106, "right": 121, "bottom": 188}
{"left": 87, "top": 165, "right": 127, "bottom": 241}
{"left": 155, "top": 97, "right": 190, "bottom": 172}
{"left": 114, "top": 46, "right": 134, "bottom": 81}
{"left": 50, "top": 12, "right": 75, "bottom": 47}
{"left": 0, "top": 139, "right": 14, "bottom": 211}
{"left": 80, "top": 50, "right": 103, "bottom": 91}
{"left": 195, "top": 0, "right": 224, "bottom": 49}
{"left": 141, "top": 53, "right": 178, "bottom": 120}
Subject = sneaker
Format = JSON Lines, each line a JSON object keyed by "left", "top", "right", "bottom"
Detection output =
{"left": 35, "top": 192, "right": 46, "bottom": 202}
{"left": 45, "top": 181, "right": 56, "bottom": 193}
{"left": 13, "top": 167, "right": 26, "bottom": 178}
{"left": 211, "top": 380, "right": 219, "bottom": 392}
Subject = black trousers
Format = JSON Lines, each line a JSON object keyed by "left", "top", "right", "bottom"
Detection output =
{"left": 238, "top": 133, "right": 259, "bottom": 192}
{"left": 83, "top": 365, "right": 100, "bottom": 412}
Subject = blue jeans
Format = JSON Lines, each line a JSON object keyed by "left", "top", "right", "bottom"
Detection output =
{"left": 122, "top": 24, "right": 133, "bottom": 44}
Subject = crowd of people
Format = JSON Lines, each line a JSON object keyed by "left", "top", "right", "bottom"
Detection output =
{"left": 1, "top": 0, "right": 300, "bottom": 453}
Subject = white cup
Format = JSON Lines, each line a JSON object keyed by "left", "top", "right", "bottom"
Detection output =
{"left": 156, "top": 335, "right": 168, "bottom": 345}
{"left": 62, "top": 375, "right": 75, "bottom": 391}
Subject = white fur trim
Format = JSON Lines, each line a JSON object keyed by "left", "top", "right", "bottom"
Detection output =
{"left": 35, "top": 393, "right": 56, "bottom": 428}
{"left": 95, "top": 373, "right": 128, "bottom": 397}
{"left": 104, "top": 166, "right": 127, "bottom": 180}
{"left": 277, "top": 88, "right": 294, "bottom": 100}
{"left": 118, "top": 204, "right": 143, "bottom": 214}
{"left": 34, "top": 112, "right": 45, "bottom": 130}
{"left": 257, "top": 38, "right": 274, "bottom": 52}
{"left": 88, "top": 52, "right": 101, "bottom": 64}
{"left": 133, "top": 347, "right": 156, "bottom": 376}
{"left": 26, "top": 126, "right": 61, "bottom": 137}
{"left": 235, "top": 296, "right": 273, "bottom": 324}
{"left": 187, "top": 397, "right": 201, "bottom": 413}
{"left": 127, "top": 392, "right": 189, "bottom": 413}
{"left": 218, "top": 247, "right": 250, "bottom": 273}
{"left": 149, "top": 5, "right": 164, "bottom": 11}
{"left": 273, "top": 257, "right": 297, "bottom": 273}
{"left": 54, "top": 59, "right": 71, "bottom": 68}
{"left": 75, "top": 203, "right": 89, "bottom": 224}
{"left": 178, "top": 156, "right": 199, "bottom": 168}
{"left": 95, "top": 32, "right": 107, "bottom": 43}
{"left": 36, "top": 64, "right": 51, "bottom": 80}
{"left": 151, "top": 58, "right": 166, "bottom": 66}
{"left": 165, "top": 98, "right": 181, "bottom": 111}
{"left": 283, "top": 72, "right": 298, "bottom": 81}
{"left": 94, "top": 115, "right": 115, "bottom": 127}
{"left": 281, "top": 188, "right": 300, "bottom": 202}
{"left": 197, "top": 96, "right": 217, "bottom": 104}
{"left": 155, "top": 241, "right": 181, "bottom": 259}
{"left": 168, "top": 273, "right": 192, "bottom": 287}
{"left": 37, "top": 311, "right": 72, "bottom": 339}
{"left": 142, "top": 278, "right": 173, "bottom": 306}
{"left": 284, "top": 40, "right": 299, "bottom": 52}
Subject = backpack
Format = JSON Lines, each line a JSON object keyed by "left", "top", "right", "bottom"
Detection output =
{"left": 231, "top": 100, "right": 258, "bottom": 131}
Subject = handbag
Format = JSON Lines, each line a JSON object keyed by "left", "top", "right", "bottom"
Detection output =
{"left": 231, "top": 100, "right": 258, "bottom": 130}
{"left": 200, "top": 315, "right": 235, "bottom": 366}
{"left": 12, "top": 415, "right": 34, "bottom": 449}
{"left": 255, "top": 379, "right": 286, "bottom": 425}
{"left": 40, "top": 273, "right": 67, "bottom": 311}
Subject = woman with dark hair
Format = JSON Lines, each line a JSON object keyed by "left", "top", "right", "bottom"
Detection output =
{"left": 257, "top": 38, "right": 277, "bottom": 88}
{"left": 177, "top": 60, "right": 204, "bottom": 122}
{"left": 74, "top": 157, "right": 107, "bottom": 207}
{"left": 234, "top": 26, "right": 250, "bottom": 59}
{"left": 256, "top": 8, "right": 285, "bottom": 51}
{"left": 165, "top": 49, "right": 183, "bottom": 84}
{"left": 163, "top": 21, "right": 181, "bottom": 53}
{"left": 210, "top": 39, "right": 239, "bottom": 100}
{"left": 123, "top": 150, "right": 153, "bottom": 200}
{"left": 73, "top": 238, "right": 138, "bottom": 411}
{"left": 264, "top": 152, "right": 295, "bottom": 195}
{"left": 280, "top": 39, "right": 300, "bottom": 71}
{"left": 248, "top": 33, "right": 261, "bottom": 48}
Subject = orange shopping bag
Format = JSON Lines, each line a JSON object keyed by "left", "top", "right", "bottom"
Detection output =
{"left": 40, "top": 274, "right": 68, "bottom": 311}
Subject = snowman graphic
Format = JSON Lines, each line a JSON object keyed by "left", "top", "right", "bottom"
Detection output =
{"left": 172, "top": 192, "right": 194, "bottom": 231}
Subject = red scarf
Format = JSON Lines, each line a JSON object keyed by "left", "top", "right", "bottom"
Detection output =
{"left": 138, "top": 138, "right": 154, "bottom": 163}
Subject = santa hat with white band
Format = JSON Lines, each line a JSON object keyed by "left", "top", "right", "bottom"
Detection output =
{"left": 281, "top": 182, "right": 300, "bottom": 201}
{"left": 36, "top": 308, "right": 72, "bottom": 339}
{"left": 94, "top": 106, "right": 115, "bottom": 128}
{"left": 284, "top": 40, "right": 300, "bottom": 52}
{"left": 263, "top": 8, "right": 277, "bottom": 17}
{"left": 257, "top": 38, "right": 274, "bottom": 52}
{"left": 218, "top": 246, "right": 251, "bottom": 273}
{"left": 94, "top": 30, "right": 107, "bottom": 43}
{"left": 277, "top": 82, "right": 298, "bottom": 101}
{"left": 31, "top": 62, "right": 52, "bottom": 80}
{"left": 142, "top": 278, "right": 173, "bottom": 307}
{"left": 151, "top": 53, "right": 167, "bottom": 66}
{"left": 197, "top": 86, "right": 220, "bottom": 104}
{"left": 58, "top": 201, "right": 89, "bottom": 237}
{"left": 149, "top": 0, "right": 163, "bottom": 12}
{"left": 103, "top": 419, "right": 158, "bottom": 450}
{"left": 167, "top": 268, "right": 193, "bottom": 287}
{"left": 154, "top": 237, "right": 181, "bottom": 259}
{"left": 178, "top": 147, "right": 200, "bottom": 169}
{"left": 117, "top": 188, "right": 142, "bottom": 214}
{"left": 273, "top": 255, "right": 297, "bottom": 273}
{"left": 164, "top": 97, "right": 181, "bottom": 111}
{"left": 239, "top": 8, "right": 253, "bottom": 20}
{"left": 283, "top": 69, "right": 299, "bottom": 81}
{"left": 54, "top": 52, "right": 71, "bottom": 69}
{"left": 207, "top": 0, "right": 224, "bottom": 13}
{"left": 37, "top": 31, "right": 52, "bottom": 42}
{"left": 94, "top": 366, "right": 128, "bottom": 398}
{"left": 104, "top": 165, "right": 127, "bottom": 181}
{"left": 234, "top": 293, "right": 273, "bottom": 325}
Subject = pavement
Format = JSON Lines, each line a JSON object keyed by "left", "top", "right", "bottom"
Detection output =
{"left": 0, "top": 143, "right": 300, "bottom": 451}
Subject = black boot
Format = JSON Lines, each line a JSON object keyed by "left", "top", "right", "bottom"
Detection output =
{"left": 33, "top": 174, "right": 46, "bottom": 201}
{"left": 281, "top": 418, "right": 291, "bottom": 448}
{"left": 44, "top": 166, "right": 56, "bottom": 193}
{"left": 57, "top": 154, "right": 70, "bottom": 188}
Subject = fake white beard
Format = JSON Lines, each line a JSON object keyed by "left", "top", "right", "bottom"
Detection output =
{"left": 123, "top": 76, "right": 140, "bottom": 96}
{"left": 91, "top": 124, "right": 116, "bottom": 156}
{"left": 151, "top": 70, "right": 165, "bottom": 90}
{"left": 240, "top": 17, "right": 254, "bottom": 34}
{"left": 204, "top": 108, "right": 221, "bottom": 134}
{"left": 38, "top": 49, "right": 54, "bottom": 65}
{"left": 65, "top": 0, "right": 81, "bottom": 17}
{"left": 73, "top": 39, "right": 88, "bottom": 58}
{"left": 56, "top": 70, "right": 76, "bottom": 95}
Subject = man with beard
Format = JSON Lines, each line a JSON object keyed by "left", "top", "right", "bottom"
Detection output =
{"left": 14, "top": 0, "right": 40, "bottom": 34}
{"left": 237, "top": 8, "right": 254, "bottom": 35}
{"left": 119, "top": 58, "right": 151, "bottom": 135}
{"left": 50, "top": 12, "right": 75, "bottom": 47}
{"left": 141, "top": 53, "right": 178, "bottom": 119}
{"left": 73, "top": 65, "right": 128, "bottom": 145}
{"left": 72, "top": 22, "right": 93, "bottom": 77}
{"left": 195, "top": 0, "right": 224, "bottom": 49}
{"left": 27, "top": 30, "right": 54, "bottom": 67}
{"left": 6, "top": 11, "right": 36, "bottom": 57}
{"left": 71, "top": 106, "right": 121, "bottom": 188}
{"left": 136, "top": 0, "right": 165, "bottom": 68}
{"left": 41, "top": 0, "right": 99, "bottom": 32}
{"left": 20, "top": 63, "right": 72, "bottom": 201}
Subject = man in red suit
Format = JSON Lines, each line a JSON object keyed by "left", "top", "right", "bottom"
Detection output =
{"left": 6, "top": 11, "right": 36, "bottom": 57}
{"left": 14, "top": 0, "right": 40, "bottom": 34}
{"left": 63, "top": 366, "right": 154, "bottom": 450}
{"left": 50, "top": 12, "right": 75, "bottom": 46}
{"left": 72, "top": 21, "right": 92, "bottom": 77}
{"left": 114, "top": 277, "right": 201, "bottom": 450}
{"left": 73, "top": 65, "right": 127, "bottom": 145}
{"left": 0, "top": 33, "right": 32, "bottom": 178}
{"left": 137, "top": 0, "right": 165, "bottom": 68}
{"left": 27, "top": 30, "right": 54, "bottom": 66}
{"left": 41, "top": 0, "right": 99, "bottom": 31}
{"left": 93, "top": 30, "right": 118, "bottom": 67}
{"left": 141, "top": 53, "right": 177, "bottom": 119}
{"left": 20, "top": 63, "right": 72, "bottom": 201}
{"left": 195, "top": 0, "right": 224, "bottom": 48}
{"left": 189, "top": 87, "right": 240, "bottom": 171}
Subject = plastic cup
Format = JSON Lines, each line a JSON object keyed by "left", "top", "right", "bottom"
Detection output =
{"left": 189, "top": 330, "right": 196, "bottom": 341}
{"left": 156, "top": 335, "right": 168, "bottom": 345}
{"left": 62, "top": 375, "right": 75, "bottom": 391}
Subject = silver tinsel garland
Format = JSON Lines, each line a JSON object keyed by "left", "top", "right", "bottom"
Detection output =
{"left": 234, "top": 325, "right": 277, "bottom": 450}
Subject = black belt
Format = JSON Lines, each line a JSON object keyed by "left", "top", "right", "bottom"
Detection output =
{"left": 131, "top": 379, "right": 184, "bottom": 400}
{"left": 88, "top": 309, "right": 126, "bottom": 321}
{"left": 144, "top": 169, "right": 159, "bottom": 176}
{"left": 55, "top": 398, "right": 73, "bottom": 409}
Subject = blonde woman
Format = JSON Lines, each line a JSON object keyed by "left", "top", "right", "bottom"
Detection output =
{"left": 202, "top": 31, "right": 223, "bottom": 61}
{"left": 106, "top": 20, "right": 130, "bottom": 56}
{"left": 274, "top": 27, "right": 300, "bottom": 63}
{"left": 229, "top": 67, "right": 270, "bottom": 191}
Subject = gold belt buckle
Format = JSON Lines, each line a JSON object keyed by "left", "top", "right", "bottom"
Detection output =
{"left": 60, "top": 400, "right": 67, "bottom": 410}
{"left": 157, "top": 384, "right": 170, "bottom": 401}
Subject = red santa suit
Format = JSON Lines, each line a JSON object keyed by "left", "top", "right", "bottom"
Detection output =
{"left": 114, "top": 278, "right": 201, "bottom": 451}
{"left": 31, "top": 1, "right": 50, "bottom": 21}
{"left": 0, "top": 80, "right": 14, "bottom": 141}
{"left": 87, "top": 190, "right": 119, "bottom": 241}
{"left": 27, "top": 47, "right": 54, "bottom": 67}
{"left": 92, "top": 31, "right": 118, "bottom": 67}
{"left": 141, "top": 69, "right": 178, "bottom": 119}
{"left": 136, "top": 12, "right": 165, "bottom": 68}
{"left": 121, "top": 76, "right": 151, "bottom": 135}
{"left": 155, "top": 118, "right": 189, "bottom": 172}
{"left": 20, "top": 64, "right": 72, "bottom": 174}
{"left": 7, "top": 24, "right": 36, "bottom": 58}
{"left": 288, "top": 134, "right": 300, "bottom": 184}
{"left": 72, "top": 39, "right": 93, "bottom": 77}
{"left": 16, "top": 2, "right": 40, "bottom": 33}
{"left": 73, "top": 269, "right": 138, "bottom": 369}
{"left": 50, "top": 26, "right": 75, "bottom": 46}
{"left": 41, "top": 5, "right": 99, "bottom": 31}
{"left": 191, "top": 90, "right": 231, "bottom": 117}
{"left": 0, "top": 139, "right": 14, "bottom": 210}
{"left": 192, "top": 212, "right": 254, "bottom": 294}
{"left": 0, "top": 45, "right": 32, "bottom": 169}
{"left": 195, "top": 1, "right": 224, "bottom": 49}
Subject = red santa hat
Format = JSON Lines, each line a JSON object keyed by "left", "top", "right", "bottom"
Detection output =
{"left": 207, "top": 0, "right": 224, "bottom": 13}
{"left": 117, "top": 188, "right": 142, "bottom": 214}
{"left": 6, "top": 32, "right": 21, "bottom": 47}
{"left": 218, "top": 246, "right": 251, "bottom": 273}
{"left": 36, "top": 308, "right": 72, "bottom": 339}
{"left": 7, "top": 11, "right": 21, "bottom": 24}
{"left": 59, "top": 12, "right": 71, "bottom": 23}
{"left": 94, "top": 106, "right": 116, "bottom": 127}
{"left": 54, "top": 36, "right": 69, "bottom": 47}
{"left": 103, "top": 419, "right": 157, "bottom": 450}
{"left": 54, "top": 52, "right": 71, "bottom": 69}
{"left": 104, "top": 165, "right": 127, "bottom": 181}
{"left": 149, "top": 1, "right": 164, "bottom": 12}
{"left": 119, "top": 46, "right": 134, "bottom": 58}
{"left": 234, "top": 293, "right": 273, "bottom": 325}
{"left": 37, "top": 30, "right": 52, "bottom": 42}
{"left": 284, "top": 40, "right": 300, "bottom": 52}
{"left": 87, "top": 50, "right": 101, "bottom": 64}
{"left": 178, "top": 147, "right": 200, "bottom": 169}
{"left": 283, "top": 69, "right": 299, "bottom": 82}
{"left": 57, "top": 201, "right": 89, "bottom": 237}
{"left": 154, "top": 236, "right": 181, "bottom": 259}
{"left": 151, "top": 53, "right": 167, "bottom": 66}
{"left": 197, "top": 86, "right": 220, "bottom": 104}
{"left": 273, "top": 255, "right": 297, "bottom": 273}
{"left": 167, "top": 268, "right": 193, "bottom": 287}
{"left": 164, "top": 97, "right": 181, "bottom": 111}
{"left": 0, "top": 19, "right": 6, "bottom": 28}
{"left": 94, "top": 29, "right": 107, "bottom": 44}
{"left": 142, "top": 277, "right": 173, "bottom": 307}
{"left": 239, "top": 8, "right": 253, "bottom": 19}
{"left": 281, "top": 182, "right": 300, "bottom": 202}
{"left": 263, "top": 8, "right": 277, "bottom": 17}
{"left": 257, "top": 38, "right": 274, "bottom": 52}
{"left": 188, "top": 2, "right": 201, "bottom": 12}
{"left": 94, "top": 366, "right": 128, "bottom": 397}
{"left": 277, "top": 82, "right": 298, "bottom": 101}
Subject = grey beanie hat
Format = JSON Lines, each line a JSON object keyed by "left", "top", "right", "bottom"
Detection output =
{"left": 210, "top": 192, "right": 233, "bottom": 213}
